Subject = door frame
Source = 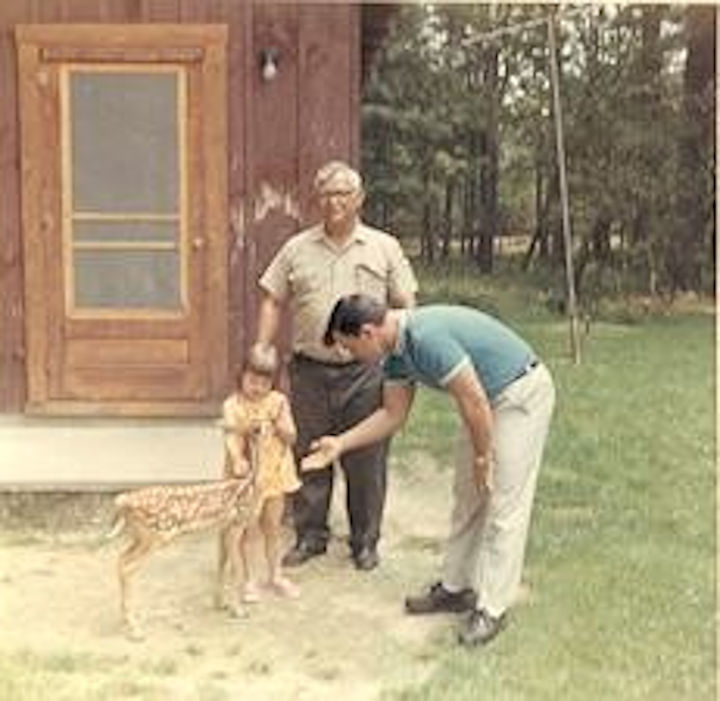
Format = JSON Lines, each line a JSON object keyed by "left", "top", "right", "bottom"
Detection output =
{"left": 16, "top": 24, "right": 229, "bottom": 416}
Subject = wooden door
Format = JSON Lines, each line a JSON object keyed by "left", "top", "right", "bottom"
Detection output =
{"left": 17, "top": 25, "right": 228, "bottom": 416}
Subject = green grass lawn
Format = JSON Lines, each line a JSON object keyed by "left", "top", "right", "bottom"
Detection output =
{"left": 0, "top": 266, "right": 713, "bottom": 701}
{"left": 386, "top": 267, "right": 716, "bottom": 700}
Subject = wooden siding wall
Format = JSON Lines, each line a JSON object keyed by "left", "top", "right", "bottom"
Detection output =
{"left": 0, "top": 0, "right": 360, "bottom": 411}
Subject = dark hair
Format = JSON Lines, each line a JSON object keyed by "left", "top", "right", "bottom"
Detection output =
{"left": 323, "top": 294, "right": 387, "bottom": 345}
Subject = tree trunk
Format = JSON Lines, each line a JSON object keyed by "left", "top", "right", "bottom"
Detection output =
{"left": 421, "top": 167, "right": 435, "bottom": 263}
{"left": 476, "top": 43, "right": 500, "bottom": 273}
{"left": 468, "top": 133, "right": 481, "bottom": 263}
{"left": 574, "top": 212, "right": 611, "bottom": 302}
{"left": 460, "top": 180, "right": 469, "bottom": 258}
{"left": 441, "top": 178, "right": 454, "bottom": 259}
{"left": 672, "top": 5, "right": 716, "bottom": 292}
{"left": 523, "top": 144, "right": 547, "bottom": 271}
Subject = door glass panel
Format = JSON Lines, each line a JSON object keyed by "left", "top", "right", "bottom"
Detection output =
{"left": 74, "top": 250, "right": 180, "bottom": 309}
{"left": 64, "top": 67, "right": 185, "bottom": 312}
{"left": 71, "top": 72, "right": 178, "bottom": 213}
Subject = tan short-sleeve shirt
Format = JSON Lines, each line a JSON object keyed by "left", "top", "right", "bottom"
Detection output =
{"left": 259, "top": 222, "right": 418, "bottom": 363}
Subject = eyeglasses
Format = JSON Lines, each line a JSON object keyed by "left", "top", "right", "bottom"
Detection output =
{"left": 318, "top": 189, "right": 356, "bottom": 200}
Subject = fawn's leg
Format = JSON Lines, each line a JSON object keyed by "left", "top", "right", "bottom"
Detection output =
{"left": 118, "top": 528, "right": 157, "bottom": 639}
{"left": 216, "top": 450, "right": 238, "bottom": 609}
{"left": 216, "top": 520, "right": 254, "bottom": 609}
{"left": 214, "top": 529, "right": 230, "bottom": 610}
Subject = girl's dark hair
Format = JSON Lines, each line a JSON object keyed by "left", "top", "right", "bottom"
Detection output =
{"left": 323, "top": 294, "right": 387, "bottom": 345}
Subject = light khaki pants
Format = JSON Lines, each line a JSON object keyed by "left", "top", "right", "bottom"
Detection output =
{"left": 441, "top": 363, "right": 555, "bottom": 617}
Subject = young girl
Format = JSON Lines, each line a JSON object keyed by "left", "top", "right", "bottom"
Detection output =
{"left": 222, "top": 343, "right": 301, "bottom": 601}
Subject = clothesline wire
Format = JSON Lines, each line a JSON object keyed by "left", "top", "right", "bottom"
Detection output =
{"left": 459, "top": 5, "right": 594, "bottom": 45}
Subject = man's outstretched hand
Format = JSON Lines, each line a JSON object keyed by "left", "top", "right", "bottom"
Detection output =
{"left": 301, "top": 436, "right": 342, "bottom": 471}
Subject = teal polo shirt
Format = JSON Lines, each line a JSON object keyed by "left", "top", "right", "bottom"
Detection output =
{"left": 383, "top": 306, "right": 537, "bottom": 400}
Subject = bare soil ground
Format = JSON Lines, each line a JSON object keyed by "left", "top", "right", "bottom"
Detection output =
{"left": 0, "top": 456, "right": 458, "bottom": 700}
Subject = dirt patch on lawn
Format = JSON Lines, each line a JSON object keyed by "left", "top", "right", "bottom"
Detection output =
{"left": 0, "top": 457, "right": 458, "bottom": 701}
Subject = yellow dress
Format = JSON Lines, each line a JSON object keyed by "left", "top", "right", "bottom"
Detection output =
{"left": 222, "top": 390, "right": 301, "bottom": 499}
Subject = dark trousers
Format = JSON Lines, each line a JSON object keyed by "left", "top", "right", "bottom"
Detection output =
{"left": 288, "top": 354, "right": 389, "bottom": 553}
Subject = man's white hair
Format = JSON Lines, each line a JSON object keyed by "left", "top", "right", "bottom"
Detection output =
{"left": 313, "top": 160, "right": 363, "bottom": 193}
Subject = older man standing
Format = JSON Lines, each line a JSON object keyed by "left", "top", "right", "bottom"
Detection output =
{"left": 256, "top": 161, "right": 417, "bottom": 570}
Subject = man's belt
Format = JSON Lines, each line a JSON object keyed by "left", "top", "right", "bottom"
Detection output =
{"left": 510, "top": 358, "right": 540, "bottom": 384}
{"left": 292, "top": 352, "right": 355, "bottom": 367}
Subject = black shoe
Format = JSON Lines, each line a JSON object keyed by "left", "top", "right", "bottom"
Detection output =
{"left": 404, "top": 581, "right": 477, "bottom": 615}
{"left": 353, "top": 546, "right": 379, "bottom": 571}
{"left": 458, "top": 609, "right": 508, "bottom": 647}
{"left": 281, "top": 541, "right": 326, "bottom": 567}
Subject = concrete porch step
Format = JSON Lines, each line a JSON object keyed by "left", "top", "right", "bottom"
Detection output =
{"left": 0, "top": 415, "right": 225, "bottom": 491}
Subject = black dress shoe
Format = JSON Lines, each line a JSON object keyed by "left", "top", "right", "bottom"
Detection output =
{"left": 458, "top": 608, "right": 508, "bottom": 647}
{"left": 353, "top": 546, "right": 379, "bottom": 571}
{"left": 405, "top": 581, "right": 477, "bottom": 615}
{"left": 281, "top": 541, "right": 326, "bottom": 567}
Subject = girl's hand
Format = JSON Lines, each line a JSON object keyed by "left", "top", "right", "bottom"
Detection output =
{"left": 220, "top": 415, "right": 254, "bottom": 437}
{"left": 231, "top": 457, "right": 251, "bottom": 478}
{"left": 247, "top": 419, "right": 268, "bottom": 437}
{"left": 301, "top": 436, "right": 341, "bottom": 471}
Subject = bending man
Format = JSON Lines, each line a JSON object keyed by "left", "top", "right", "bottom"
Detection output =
{"left": 303, "top": 294, "right": 555, "bottom": 647}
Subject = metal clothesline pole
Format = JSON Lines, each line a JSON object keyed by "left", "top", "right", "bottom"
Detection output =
{"left": 547, "top": 9, "right": 581, "bottom": 364}
{"left": 461, "top": 5, "right": 585, "bottom": 364}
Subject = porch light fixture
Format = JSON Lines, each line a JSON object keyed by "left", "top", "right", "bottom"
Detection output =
{"left": 260, "top": 48, "right": 279, "bottom": 82}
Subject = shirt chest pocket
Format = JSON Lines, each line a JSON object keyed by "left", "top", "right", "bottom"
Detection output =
{"left": 289, "top": 259, "right": 326, "bottom": 297}
{"left": 354, "top": 261, "right": 388, "bottom": 300}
